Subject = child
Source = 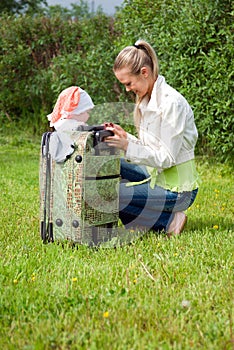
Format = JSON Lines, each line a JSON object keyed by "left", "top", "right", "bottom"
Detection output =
{"left": 47, "top": 86, "right": 94, "bottom": 163}
{"left": 47, "top": 86, "right": 94, "bottom": 131}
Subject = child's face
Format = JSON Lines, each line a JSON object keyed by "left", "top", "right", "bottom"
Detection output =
{"left": 72, "top": 111, "right": 90, "bottom": 123}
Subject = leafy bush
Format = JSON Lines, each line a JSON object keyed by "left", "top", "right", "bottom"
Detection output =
{"left": 48, "top": 14, "right": 117, "bottom": 104}
{"left": 0, "top": 12, "right": 117, "bottom": 132}
{"left": 0, "top": 0, "right": 47, "bottom": 14}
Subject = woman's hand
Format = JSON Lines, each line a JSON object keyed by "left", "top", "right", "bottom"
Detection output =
{"left": 104, "top": 123, "right": 129, "bottom": 151}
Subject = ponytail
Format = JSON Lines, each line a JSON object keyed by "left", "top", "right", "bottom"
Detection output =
{"left": 113, "top": 40, "right": 159, "bottom": 133}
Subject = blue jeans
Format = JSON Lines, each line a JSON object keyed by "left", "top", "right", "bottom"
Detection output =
{"left": 119, "top": 159, "right": 198, "bottom": 232}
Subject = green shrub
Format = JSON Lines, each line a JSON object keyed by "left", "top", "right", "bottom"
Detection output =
{"left": 0, "top": 12, "right": 116, "bottom": 131}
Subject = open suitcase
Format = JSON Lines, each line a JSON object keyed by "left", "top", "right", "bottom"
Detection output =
{"left": 39, "top": 125, "right": 120, "bottom": 247}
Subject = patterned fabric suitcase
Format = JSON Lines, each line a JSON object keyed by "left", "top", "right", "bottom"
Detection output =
{"left": 39, "top": 126, "right": 120, "bottom": 246}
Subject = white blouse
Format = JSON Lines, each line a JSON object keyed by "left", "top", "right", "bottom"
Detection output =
{"left": 126, "top": 75, "right": 198, "bottom": 172}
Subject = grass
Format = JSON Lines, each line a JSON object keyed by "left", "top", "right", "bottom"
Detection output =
{"left": 0, "top": 132, "right": 233, "bottom": 350}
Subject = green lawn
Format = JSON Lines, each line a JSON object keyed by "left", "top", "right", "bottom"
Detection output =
{"left": 0, "top": 135, "right": 233, "bottom": 350}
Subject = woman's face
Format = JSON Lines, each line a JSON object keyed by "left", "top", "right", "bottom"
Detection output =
{"left": 114, "top": 67, "right": 153, "bottom": 98}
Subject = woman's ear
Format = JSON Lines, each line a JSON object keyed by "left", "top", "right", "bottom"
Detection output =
{"left": 140, "top": 66, "right": 149, "bottom": 78}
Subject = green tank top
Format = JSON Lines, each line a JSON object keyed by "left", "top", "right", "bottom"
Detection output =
{"left": 148, "top": 159, "right": 200, "bottom": 192}
{"left": 126, "top": 159, "right": 200, "bottom": 192}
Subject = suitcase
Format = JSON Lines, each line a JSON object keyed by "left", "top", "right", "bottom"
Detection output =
{"left": 39, "top": 125, "right": 120, "bottom": 247}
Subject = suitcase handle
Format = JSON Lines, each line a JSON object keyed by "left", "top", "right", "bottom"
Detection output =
{"left": 76, "top": 124, "right": 105, "bottom": 132}
{"left": 94, "top": 129, "right": 114, "bottom": 143}
{"left": 76, "top": 123, "right": 114, "bottom": 132}
{"left": 77, "top": 123, "right": 115, "bottom": 155}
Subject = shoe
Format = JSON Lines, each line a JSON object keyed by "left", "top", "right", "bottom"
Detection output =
{"left": 167, "top": 212, "right": 187, "bottom": 236}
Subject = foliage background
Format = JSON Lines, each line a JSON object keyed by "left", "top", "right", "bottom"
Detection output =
{"left": 0, "top": 0, "right": 233, "bottom": 161}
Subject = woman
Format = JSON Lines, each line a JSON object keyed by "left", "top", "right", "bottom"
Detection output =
{"left": 105, "top": 40, "right": 200, "bottom": 236}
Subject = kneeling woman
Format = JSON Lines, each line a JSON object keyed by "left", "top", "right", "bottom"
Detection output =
{"left": 105, "top": 40, "right": 200, "bottom": 236}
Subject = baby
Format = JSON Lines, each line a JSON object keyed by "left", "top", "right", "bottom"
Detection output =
{"left": 47, "top": 86, "right": 94, "bottom": 131}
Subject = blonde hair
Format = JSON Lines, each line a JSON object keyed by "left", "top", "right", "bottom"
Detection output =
{"left": 113, "top": 40, "right": 159, "bottom": 131}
